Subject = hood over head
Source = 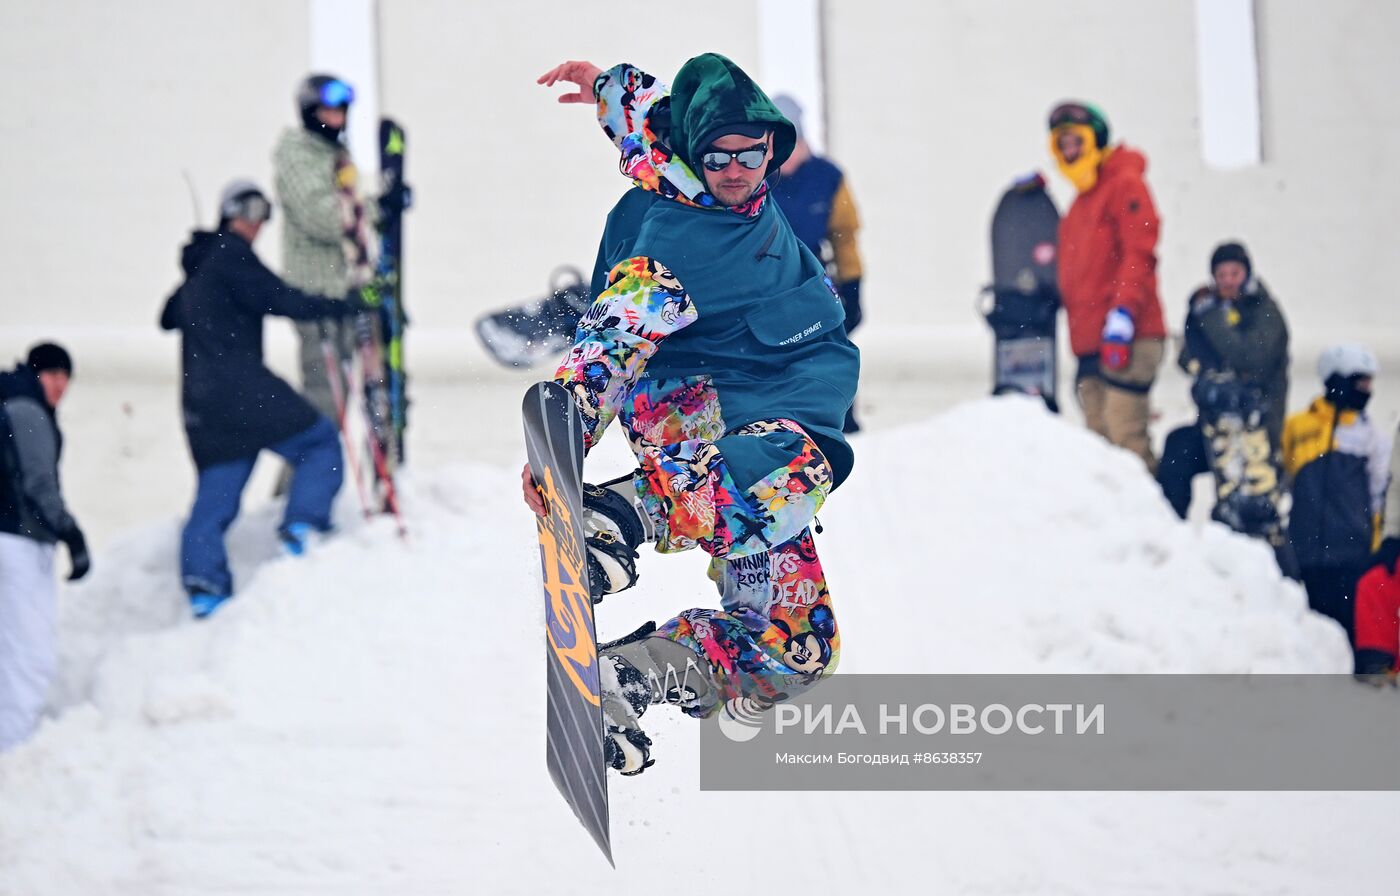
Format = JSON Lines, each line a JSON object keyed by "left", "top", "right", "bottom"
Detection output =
{"left": 667, "top": 53, "right": 795, "bottom": 179}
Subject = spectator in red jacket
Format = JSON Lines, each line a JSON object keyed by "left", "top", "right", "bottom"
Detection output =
{"left": 1049, "top": 101, "right": 1167, "bottom": 471}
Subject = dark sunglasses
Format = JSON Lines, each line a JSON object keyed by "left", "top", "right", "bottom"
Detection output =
{"left": 1048, "top": 103, "right": 1094, "bottom": 130}
{"left": 700, "top": 143, "right": 768, "bottom": 172}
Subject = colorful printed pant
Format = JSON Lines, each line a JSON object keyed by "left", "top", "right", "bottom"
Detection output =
{"left": 616, "top": 378, "right": 840, "bottom": 716}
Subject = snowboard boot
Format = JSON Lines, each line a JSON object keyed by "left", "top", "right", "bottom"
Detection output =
{"left": 189, "top": 591, "right": 231, "bottom": 620}
{"left": 581, "top": 473, "right": 654, "bottom": 603}
{"left": 598, "top": 622, "right": 718, "bottom": 776}
{"left": 279, "top": 522, "right": 316, "bottom": 557}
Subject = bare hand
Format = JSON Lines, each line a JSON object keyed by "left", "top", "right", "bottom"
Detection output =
{"left": 522, "top": 463, "right": 547, "bottom": 517}
{"left": 537, "top": 60, "right": 604, "bottom": 104}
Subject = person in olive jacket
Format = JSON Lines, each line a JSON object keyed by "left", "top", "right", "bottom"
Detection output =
{"left": 529, "top": 55, "right": 859, "bottom": 776}
{"left": 160, "top": 180, "right": 363, "bottom": 619}
{"left": 1157, "top": 241, "right": 1289, "bottom": 519}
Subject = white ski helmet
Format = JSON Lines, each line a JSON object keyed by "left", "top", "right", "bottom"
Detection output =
{"left": 1317, "top": 343, "right": 1378, "bottom": 382}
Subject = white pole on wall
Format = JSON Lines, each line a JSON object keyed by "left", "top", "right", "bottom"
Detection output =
{"left": 1194, "top": 0, "right": 1263, "bottom": 168}
{"left": 309, "top": 0, "right": 380, "bottom": 173}
{"left": 757, "top": 0, "right": 827, "bottom": 153}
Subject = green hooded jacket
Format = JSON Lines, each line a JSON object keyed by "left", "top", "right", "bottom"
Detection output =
{"left": 575, "top": 58, "right": 859, "bottom": 487}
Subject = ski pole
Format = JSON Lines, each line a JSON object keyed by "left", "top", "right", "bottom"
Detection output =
{"left": 352, "top": 310, "right": 408, "bottom": 539}
{"left": 319, "top": 321, "right": 372, "bottom": 519}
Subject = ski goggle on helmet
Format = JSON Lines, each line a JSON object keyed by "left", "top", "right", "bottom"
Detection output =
{"left": 1048, "top": 101, "right": 1110, "bottom": 150}
{"left": 298, "top": 74, "right": 355, "bottom": 111}
{"left": 219, "top": 180, "right": 273, "bottom": 223}
{"left": 317, "top": 78, "right": 354, "bottom": 108}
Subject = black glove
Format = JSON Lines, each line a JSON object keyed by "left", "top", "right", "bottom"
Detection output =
{"left": 837, "top": 278, "right": 862, "bottom": 333}
{"left": 62, "top": 528, "right": 91, "bottom": 581}
{"left": 1372, "top": 537, "right": 1400, "bottom": 576}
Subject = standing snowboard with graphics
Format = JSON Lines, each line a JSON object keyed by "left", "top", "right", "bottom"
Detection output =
{"left": 522, "top": 380, "right": 612, "bottom": 863}
{"left": 979, "top": 172, "right": 1062, "bottom": 410}
{"left": 1191, "top": 373, "right": 1294, "bottom": 570}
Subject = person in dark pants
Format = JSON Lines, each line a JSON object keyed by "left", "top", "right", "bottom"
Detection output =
{"left": 1282, "top": 344, "right": 1390, "bottom": 647}
{"left": 1157, "top": 242, "right": 1289, "bottom": 518}
{"left": 771, "top": 95, "right": 865, "bottom": 434}
{"left": 160, "top": 180, "right": 365, "bottom": 619}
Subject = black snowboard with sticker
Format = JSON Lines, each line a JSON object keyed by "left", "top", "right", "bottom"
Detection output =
{"left": 522, "top": 380, "right": 613, "bottom": 863}
{"left": 979, "top": 172, "right": 1062, "bottom": 411}
{"left": 1192, "top": 373, "right": 1294, "bottom": 566}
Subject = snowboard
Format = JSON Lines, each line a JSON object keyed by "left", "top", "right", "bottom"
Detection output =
{"left": 521, "top": 380, "right": 612, "bottom": 864}
{"left": 377, "top": 118, "right": 410, "bottom": 465}
{"left": 1193, "top": 373, "right": 1290, "bottom": 551}
{"left": 478, "top": 267, "right": 591, "bottom": 368}
{"left": 979, "top": 172, "right": 1062, "bottom": 411}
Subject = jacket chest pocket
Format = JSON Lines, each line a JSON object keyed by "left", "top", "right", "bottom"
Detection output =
{"left": 744, "top": 274, "right": 846, "bottom": 348}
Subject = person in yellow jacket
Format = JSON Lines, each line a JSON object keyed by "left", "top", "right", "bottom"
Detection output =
{"left": 1282, "top": 344, "right": 1391, "bottom": 648}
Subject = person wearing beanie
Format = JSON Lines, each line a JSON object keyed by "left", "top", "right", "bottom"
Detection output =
{"left": 535, "top": 55, "right": 858, "bottom": 776}
{"left": 1047, "top": 101, "right": 1167, "bottom": 471}
{"left": 1156, "top": 241, "right": 1290, "bottom": 519}
{"left": 160, "top": 179, "right": 367, "bottom": 620}
{"left": 272, "top": 73, "right": 376, "bottom": 427}
{"left": 0, "top": 342, "right": 88, "bottom": 751}
{"left": 1282, "top": 344, "right": 1390, "bottom": 655}
{"left": 770, "top": 94, "right": 865, "bottom": 433}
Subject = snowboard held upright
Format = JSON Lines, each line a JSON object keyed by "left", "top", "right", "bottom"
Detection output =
{"left": 979, "top": 172, "right": 1062, "bottom": 411}
{"left": 521, "top": 381, "right": 612, "bottom": 863}
{"left": 1193, "top": 373, "right": 1292, "bottom": 561}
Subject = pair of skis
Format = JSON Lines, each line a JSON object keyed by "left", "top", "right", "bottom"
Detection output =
{"left": 326, "top": 118, "right": 410, "bottom": 537}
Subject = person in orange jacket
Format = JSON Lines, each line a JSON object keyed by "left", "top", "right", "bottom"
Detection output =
{"left": 1048, "top": 101, "right": 1167, "bottom": 471}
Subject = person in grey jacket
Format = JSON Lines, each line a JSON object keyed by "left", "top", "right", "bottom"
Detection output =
{"left": 0, "top": 343, "right": 88, "bottom": 751}
{"left": 272, "top": 73, "right": 375, "bottom": 422}
{"left": 1156, "top": 242, "right": 1290, "bottom": 519}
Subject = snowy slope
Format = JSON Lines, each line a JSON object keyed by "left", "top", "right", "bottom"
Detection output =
{"left": 0, "top": 397, "right": 1385, "bottom": 895}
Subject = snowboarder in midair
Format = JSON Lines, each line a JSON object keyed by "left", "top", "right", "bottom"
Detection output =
{"left": 527, "top": 55, "right": 859, "bottom": 775}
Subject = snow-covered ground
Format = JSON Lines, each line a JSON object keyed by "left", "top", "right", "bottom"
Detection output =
{"left": 1, "top": 390, "right": 1389, "bottom": 895}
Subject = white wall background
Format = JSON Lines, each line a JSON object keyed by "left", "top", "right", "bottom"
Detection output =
{"left": 0, "top": 0, "right": 308, "bottom": 334}
{"left": 1, "top": 0, "right": 1397, "bottom": 365}
{"left": 824, "top": 0, "right": 1400, "bottom": 353}
{"left": 375, "top": 0, "right": 760, "bottom": 332}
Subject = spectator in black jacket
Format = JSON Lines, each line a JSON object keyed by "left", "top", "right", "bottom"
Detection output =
{"left": 1156, "top": 242, "right": 1290, "bottom": 518}
{"left": 0, "top": 342, "right": 88, "bottom": 751}
{"left": 160, "top": 180, "right": 363, "bottom": 619}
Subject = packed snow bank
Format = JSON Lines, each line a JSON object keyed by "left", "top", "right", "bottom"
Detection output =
{"left": 0, "top": 398, "right": 1378, "bottom": 894}
{"left": 821, "top": 395, "right": 1348, "bottom": 675}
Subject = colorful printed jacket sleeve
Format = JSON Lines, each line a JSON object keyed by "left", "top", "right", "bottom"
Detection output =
{"left": 1108, "top": 173, "right": 1161, "bottom": 318}
{"left": 594, "top": 64, "right": 711, "bottom": 204}
{"left": 553, "top": 257, "right": 698, "bottom": 449}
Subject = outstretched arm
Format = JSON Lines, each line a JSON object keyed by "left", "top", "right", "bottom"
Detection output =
{"left": 228, "top": 253, "right": 352, "bottom": 321}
